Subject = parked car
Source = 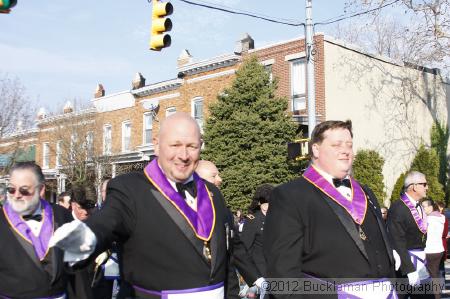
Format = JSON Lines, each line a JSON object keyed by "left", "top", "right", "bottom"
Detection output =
{"left": 444, "top": 210, "right": 450, "bottom": 258}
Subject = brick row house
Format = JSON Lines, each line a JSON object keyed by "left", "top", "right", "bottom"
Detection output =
{"left": 1, "top": 33, "right": 448, "bottom": 203}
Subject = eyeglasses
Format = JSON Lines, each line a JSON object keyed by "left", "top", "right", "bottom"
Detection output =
{"left": 6, "top": 185, "right": 39, "bottom": 196}
{"left": 414, "top": 182, "right": 428, "bottom": 187}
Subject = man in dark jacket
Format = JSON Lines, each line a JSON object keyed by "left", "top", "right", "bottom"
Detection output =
{"left": 0, "top": 162, "right": 71, "bottom": 298}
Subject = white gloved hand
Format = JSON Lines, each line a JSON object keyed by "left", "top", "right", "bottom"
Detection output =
{"left": 238, "top": 284, "right": 249, "bottom": 298}
{"left": 393, "top": 250, "right": 401, "bottom": 271}
{"left": 49, "top": 219, "right": 97, "bottom": 263}
{"left": 254, "top": 277, "right": 266, "bottom": 299}
{"left": 407, "top": 271, "right": 420, "bottom": 286}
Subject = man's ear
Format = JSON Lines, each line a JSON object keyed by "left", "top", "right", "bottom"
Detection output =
{"left": 39, "top": 185, "right": 46, "bottom": 198}
{"left": 311, "top": 143, "right": 320, "bottom": 159}
{"left": 153, "top": 137, "right": 159, "bottom": 156}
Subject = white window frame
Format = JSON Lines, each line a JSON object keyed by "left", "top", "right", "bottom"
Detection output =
{"left": 191, "top": 97, "right": 204, "bottom": 132}
{"left": 166, "top": 106, "right": 176, "bottom": 117}
{"left": 103, "top": 124, "right": 112, "bottom": 155}
{"left": 290, "top": 58, "right": 307, "bottom": 112}
{"left": 69, "top": 133, "right": 77, "bottom": 161}
{"left": 56, "top": 140, "right": 62, "bottom": 167}
{"left": 42, "top": 142, "right": 50, "bottom": 169}
{"left": 143, "top": 112, "right": 153, "bottom": 145}
{"left": 122, "top": 121, "right": 132, "bottom": 152}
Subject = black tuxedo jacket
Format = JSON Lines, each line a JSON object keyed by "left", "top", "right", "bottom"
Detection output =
{"left": 264, "top": 177, "right": 395, "bottom": 298}
{"left": 387, "top": 197, "right": 426, "bottom": 275}
{"left": 0, "top": 203, "right": 71, "bottom": 298}
{"left": 86, "top": 171, "right": 259, "bottom": 297}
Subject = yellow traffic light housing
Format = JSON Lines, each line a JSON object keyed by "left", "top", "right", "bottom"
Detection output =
{"left": 150, "top": 0, "right": 173, "bottom": 51}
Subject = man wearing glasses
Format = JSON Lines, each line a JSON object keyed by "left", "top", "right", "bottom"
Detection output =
{"left": 388, "top": 171, "right": 433, "bottom": 298}
{"left": 0, "top": 162, "right": 72, "bottom": 298}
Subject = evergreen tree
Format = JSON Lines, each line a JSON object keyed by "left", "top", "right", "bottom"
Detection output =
{"left": 202, "top": 56, "right": 297, "bottom": 211}
{"left": 390, "top": 172, "right": 406, "bottom": 203}
{"left": 410, "top": 144, "right": 445, "bottom": 201}
{"left": 430, "top": 122, "right": 449, "bottom": 205}
{"left": 352, "top": 149, "right": 385, "bottom": 206}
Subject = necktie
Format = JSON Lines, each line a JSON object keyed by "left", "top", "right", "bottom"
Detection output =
{"left": 23, "top": 214, "right": 42, "bottom": 222}
{"left": 332, "top": 178, "right": 351, "bottom": 188}
{"left": 176, "top": 181, "right": 196, "bottom": 199}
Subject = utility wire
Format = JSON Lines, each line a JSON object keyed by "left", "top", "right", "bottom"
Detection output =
{"left": 175, "top": 0, "right": 304, "bottom": 27}
{"left": 314, "top": 0, "right": 402, "bottom": 26}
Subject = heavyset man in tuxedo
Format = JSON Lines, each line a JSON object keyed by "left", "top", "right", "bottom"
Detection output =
{"left": 388, "top": 171, "right": 433, "bottom": 298}
{"left": 51, "top": 113, "right": 261, "bottom": 298}
{"left": 264, "top": 120, "right": 398, "bottom": 298}
{"left": 0, "top": 162, "right": 71, "bottom": 298}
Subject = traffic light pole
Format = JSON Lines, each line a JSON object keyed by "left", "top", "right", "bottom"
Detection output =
{"left": 305, "top": 0, "right": 316, "bottom": 137}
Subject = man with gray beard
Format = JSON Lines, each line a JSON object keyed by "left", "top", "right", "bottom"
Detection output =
{"left": 0, "top": 162, "right": 72, "bottom": 298}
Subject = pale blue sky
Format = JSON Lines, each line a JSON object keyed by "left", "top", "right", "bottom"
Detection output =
{"left": 1, "top": 0, "right": 373, "bottom": 111}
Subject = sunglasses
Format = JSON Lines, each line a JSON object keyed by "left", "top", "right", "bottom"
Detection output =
{"left": 414, "top": 182, "right": 428, "bottom": 187}
{"left": 6, "top": 186, "right": 38, "bottom": 196}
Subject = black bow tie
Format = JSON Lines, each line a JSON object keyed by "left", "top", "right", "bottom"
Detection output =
{"left": 176, "top": 181, "right": 196, "bottom": 199}
{"left": 23, "top": 214, "right": 42, "bottom": 222}
{"left": 332, "top": 178, "right": 351, "bottom": 188}
{"left": 415, "top": 202, "right": 420, "bottom": 208}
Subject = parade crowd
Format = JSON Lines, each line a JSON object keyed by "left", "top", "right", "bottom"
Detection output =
{"left": 0, "top": 113, "right": 448, "bottom": 299}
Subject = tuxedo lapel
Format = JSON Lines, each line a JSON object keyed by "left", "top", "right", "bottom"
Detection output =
{"left": 362, "top": 186, "right": 394, "bottom": 264}
{"left": 150, "top": 188, "right": 211, "bottom": 266}
{"left": 319, "top": 192, "right": 369, "bottom": 260}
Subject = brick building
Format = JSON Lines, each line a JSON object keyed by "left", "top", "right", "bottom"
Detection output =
{"left": 1, "top": 33, "right": 448, "bottom": 203}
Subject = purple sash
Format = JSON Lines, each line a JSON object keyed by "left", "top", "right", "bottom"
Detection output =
{"left": 143, "top": 159, "right": 215, "bottom": 241}
{"left": 303, "top": 165, "right": 367, "bottom": 225}
{"left": 3, "top": 198, "right": 54, "bottom": 261}
{"left": 400, "top": 193, "right": 427, "bottom": 234}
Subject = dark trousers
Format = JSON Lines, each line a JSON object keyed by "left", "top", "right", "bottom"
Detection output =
{"left": 426, "top": 252, "right": 444, "bottom": 299}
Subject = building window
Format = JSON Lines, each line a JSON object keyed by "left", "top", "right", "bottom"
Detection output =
{"left": 103, "top": 125, "right": 112, "bottom": 155}
{"left": 264, "top": 64, "right": 273, "bottom": 82}
{"left": 191, "top": 97, "right": 203, "bottom": 131}
{"left": 86, "top": 131, "right": 94, "bottom": 160}
{"left": 290, "top": 59, "right": 306, "bottom": 112}
{"left": 122, "top": 121, "right": 131, "bottom": 152}
{"left": 166, "top": 106, "right": 176, "bottom": 116}
{"left": 56, "top": 140, "right": 62, "bottom": 167}
{"left": 143, "top": 113, "right": 153, "bottom": 145}
{"left": 42, "top": 142, "right": 50, "bottom": 169}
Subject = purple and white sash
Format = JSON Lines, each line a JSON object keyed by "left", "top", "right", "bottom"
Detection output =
{"left": 3, "top": 198, "right": 54, "bottom": 260}
{"left": 303, "top": 165, "right": 367, "bottom": 225}
{"left": 133, "top": 281, "right": 224, "bottom": 299}
{"left": 143, "top": 159, "right": 215, "bottom": 241}
{"left": 400, "top": 193, "right": 427, "bottom": 234}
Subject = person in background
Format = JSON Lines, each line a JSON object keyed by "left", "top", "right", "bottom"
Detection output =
{"left": 436, "top": 201, "right": 448, "bottom": 279}
{"left": 241, "top": 183, "right": 273, "bottom": 298}
{"left": 422, "top": 198, "right": 445, "bottom": 299}
{"left": 388, "top": 171, "right": 433, "bottom": 298}
{"left": 57, "top": 191, "right": 71, "bottom": 210}
{"left": 381, "top": 207, "right": 388, "bottom": 223}
{"left": 196, "top": 160, "right": 223, "bottom": 187}
{"left": 66, "top": 185, "right": 96, "bottom": 299}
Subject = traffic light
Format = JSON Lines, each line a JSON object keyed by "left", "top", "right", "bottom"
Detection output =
{"left": 0, "top": 0, "right": 17, "bottom": 13}
{"left": 150, "top": 0, "right": 173, "bottom": 51}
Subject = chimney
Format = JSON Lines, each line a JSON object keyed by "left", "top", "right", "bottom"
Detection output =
{"left": 234, "top": 33, "right": 254, "bottom": 55}
{"left": 132, "top": 72, "right": 146, "bottom": 90}
{"left": 63, "top": 101, "right": 73, "bottom": 114}
{"left": 37, "top": 107, "right": 47, "bottom": 120}
{"left": 94, "top": 84, "right": 105, "bottom": 98}
{"left": 177, "top": 49, "right": 193, "bottom": 68}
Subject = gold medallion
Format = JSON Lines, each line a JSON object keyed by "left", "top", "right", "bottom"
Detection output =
{"left": 359, "top": 226, "right": 367, "bottom": 241}
{"left": 203, "top": 241, "right": 212, "bottom": 262}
